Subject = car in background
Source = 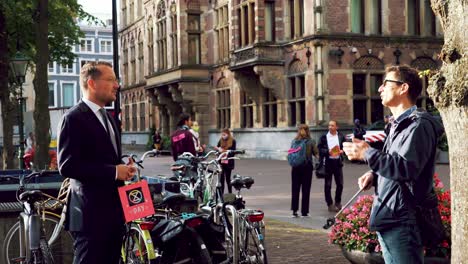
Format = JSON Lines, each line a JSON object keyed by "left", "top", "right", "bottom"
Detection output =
{"left": 346, "top": 120, "right": 386, "bottom": 145}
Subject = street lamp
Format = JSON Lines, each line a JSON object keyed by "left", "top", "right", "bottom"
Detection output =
{"left": 9, "top": 52, "right": 30, "bottom": 170}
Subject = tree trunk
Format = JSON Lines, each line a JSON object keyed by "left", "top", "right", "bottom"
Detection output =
{"left": 429, "top": 0, "right": 468, "bottom": 263}
{"left": 33, "top": 0, "right": 50, "bottom": 170}
{"left": 0, "top": 6, "right": 16, "bottom": 169}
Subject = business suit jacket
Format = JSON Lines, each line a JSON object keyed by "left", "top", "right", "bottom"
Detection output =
{"left": 317, "top": 132, "right": 346, "bottom": 168}
{"left": 58, "top": 101, "right": 124, "bottom": 237}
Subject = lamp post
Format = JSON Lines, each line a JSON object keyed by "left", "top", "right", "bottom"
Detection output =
{"left": 9, "top": 52, "right": 30, "bottom": 170}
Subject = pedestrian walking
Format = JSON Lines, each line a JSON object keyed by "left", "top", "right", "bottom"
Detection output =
{"left": 170, "top": 113, "right": 196, "bottom": 161}
{"left": 288, "top": 124, "right": 318, "bottom": 217}
{"left": 153, "top": 129, "right": 162, "bottom": 150}
{"left": 343, "top": 65, "right": 444, "bottom": 264}
{"left": 215, "top": 128, "right": 236, "bottom": 194}
{"left": 353, "top": 119, "right": 366, "bottom": 140}
{"left": 57, "top": 61, "right": 136, "bottom": 264}
{"left": 318, "top": 120, "right": 346, "bottom": 212}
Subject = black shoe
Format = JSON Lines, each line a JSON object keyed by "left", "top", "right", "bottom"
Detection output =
{"left": 335, "top": 203, "right": 342, "bottom": 211}
{"left": 328, "top": 205, "right": 337, "bottom": 212}
{"left": 301, "top": 214, "right": 309, "bottom": 217}
{"left": 292, "top": 211, "right": 299, "bottom": 218}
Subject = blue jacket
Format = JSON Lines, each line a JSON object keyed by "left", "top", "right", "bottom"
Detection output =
{"left": 365, "top": 108, "right": 444, "bottom": 231}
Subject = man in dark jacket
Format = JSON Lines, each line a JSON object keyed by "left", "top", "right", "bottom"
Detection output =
{"left": 343, "top": 65, "right": 444, "bottom": 264}
{"left": 171, "top": 113, "right": 196, "bottom": 161}
{"left": 317, "top": 120, "right": 346, "bottom": 212}
{"left": 352, "top": 119, "right": 366, "bottom": 140}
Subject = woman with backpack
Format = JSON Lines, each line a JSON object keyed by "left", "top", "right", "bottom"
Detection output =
{"left": 288, "top": 124, "right": 318, "bottom": 217}
{"left": 214, "top": 128, "right": 237, "bottom": 194}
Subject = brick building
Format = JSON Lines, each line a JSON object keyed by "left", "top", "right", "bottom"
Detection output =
{"left": 119, "top": 0, "right": 443, "bottom": 158}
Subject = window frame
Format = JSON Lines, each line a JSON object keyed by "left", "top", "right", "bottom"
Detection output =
{"left": 99, "top": 39, "right": 113, "bottom": 53}
{"left": 48, "top": 80, "right": 58, "bottom": 108}
{"left": 287, "top": 74, "right": 306, "bottom": 126}
{"left": 352, "top": 71, "right": 386, "bottom": 125}
{"left": 79, "top": 38, "right": 95, "bottom": 53}
{"left": 60, "top": 80, "right": 78, "bottom": 108}
{"left": 216, "top": 87, "right": 231, "bottom": 129}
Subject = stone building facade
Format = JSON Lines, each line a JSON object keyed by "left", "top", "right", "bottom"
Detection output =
{"left": 119, "top": 0, "right": 443, "bottom": 159}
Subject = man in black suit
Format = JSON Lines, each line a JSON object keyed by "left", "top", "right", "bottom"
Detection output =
{"left": 58, "top": 62, "right": 136, "bottom": 264}
{"left": 317, "top": 120, "right": 346, "bottom": 212}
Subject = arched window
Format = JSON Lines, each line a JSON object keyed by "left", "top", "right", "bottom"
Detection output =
{"left": 156, "top": 0, "right": 167, "bottom": 70}
{"left": 287, "top": 59, "right": 306, "bottom": 126}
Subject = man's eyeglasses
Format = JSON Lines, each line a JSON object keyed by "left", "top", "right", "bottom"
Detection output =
{"left": 96, "top": 77, "right": 118, "bottom": 83}
{"left": 382, "top": 79, "right": 404, "bottom": 86}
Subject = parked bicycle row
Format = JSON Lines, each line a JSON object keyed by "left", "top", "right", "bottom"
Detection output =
{"left": 2, "top": 148, "right": 268, "bottom": 264}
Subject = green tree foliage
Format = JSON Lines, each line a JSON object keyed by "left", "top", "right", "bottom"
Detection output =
{"left": 0, "top": 0, "right": 100, "bottom": 169}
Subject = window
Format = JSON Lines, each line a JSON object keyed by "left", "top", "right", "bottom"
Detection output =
{"left": 122, "top": 40, "right": 129, "bottom": 86}
{"left": 132, "top": 102, "right": 138, "bottom": 131}
{"left": 217, "top": 89, "right": 231, "bottom": 129}
{"left": 48, "top": 62, "right": 55, "bottom": 73}
{"left": 216, "top": 5, "right": 229, "bottom": 62}
{"left": 125, "top": 104, "right": 130, "bottom": 131}
{"left": 171, "top": 10, "right": 178, "bottom": 67}
{"left": 263, "top": 88, "right": 277, "bottom": 127}
{"left": 100, "top": 40, "right": 113, "bottom": 53}
{"left": 240, "top": 91, "right": 254, "bottom": 128}
{"left": 352, "top": 73, "right": 384, "bottom": 124}
{"left": 137, "top": 0, "right": 142, "bottom": 17}
{"left": 61, "top": 82, "right": 76, "bottom": 107}
{"left": 130, "top": 41, "right": 136, "bottom": 84}
{"left": 416, "top": 76, "right": 435, "bottom": 111}
{"left": 61, "top": 62, "right": 74, "bottom": 74}
{"left": 138, "top": 36, "right": 144, "bottom": 82}
{"left": 80, "top": 39, "right": 93, "bottom": 53}
{"left": 80, "top": 59, "right": 95, "bottom": 68}
{"left": 139, "top": 101, "right": 146, "bottom": 131}
{"left": 148, "top": 24, "right": 154, "bottom": 73}
{"left": 129, "top": 0, "right": 134, "bottom": 23}
{"left": 188, "top": 13, "right": 201, "bottom": 64}
{"left": 288, "top": 0, "right": 304, "bottom": 39}
{"left": 238, "top": 1, "right": 255, "bottom": 46}
{"left": 351, "top": 0, "right": 365, "bottom": 33}
{"left": 408, "top": 0, "right": 421, "bottom": 35}
{"left": 369, "top": 0, "right": 382, "bottom": 34}
{"left": 265, "top": 1, "right": 275, "bottom": 41}
{"left": 122, "top": 7, "right": 127, "bottom": 26}
{"left": 48, "top": 82, "right": 57, "bottom": 107}
{"left": 156, "top": 1, "right": 167, "bottom": 70}
{"left": 288, "top": 75, "right": 305, "bottom": 126}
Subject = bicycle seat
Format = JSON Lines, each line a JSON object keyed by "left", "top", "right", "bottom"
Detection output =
{"left": 171, "top": 165, "right": 185, "bottom": 171}
{"left": 19, "top": 190, "right": 44, "bottom": 203}
{"left": 231, "top": 175, "right": 255, "bottom": 190}
{"left": 161, "top": 193, "right": 186, "bottom": 206}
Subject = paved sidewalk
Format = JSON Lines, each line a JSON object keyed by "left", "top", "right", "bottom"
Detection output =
{"left": 125, "top": 148, "right": 451, "bottom": 263}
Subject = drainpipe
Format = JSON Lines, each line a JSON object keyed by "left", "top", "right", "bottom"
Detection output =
{"left": 314, "top": 0, "right": 324, "bottom": 122}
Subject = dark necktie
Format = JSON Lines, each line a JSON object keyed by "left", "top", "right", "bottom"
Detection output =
{"left": 99, "top": 108, "right": 118, "bottom": 154}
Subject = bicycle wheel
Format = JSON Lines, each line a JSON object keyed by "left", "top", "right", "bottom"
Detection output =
{"left": 38, "top": 238, "right": 55, "bottom": 264}
{"left": 122, "top": 226, "right": 152, "bottom": 264}
{"left": 3, "top": 213, "right": 74, "bottom": 264}
{"left": 241, "top": 224, "right": 267, "bottom": 264}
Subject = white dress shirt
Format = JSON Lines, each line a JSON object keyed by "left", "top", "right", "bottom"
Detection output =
{"left": 326, "top": 131, "right": 340, "bottom": 159}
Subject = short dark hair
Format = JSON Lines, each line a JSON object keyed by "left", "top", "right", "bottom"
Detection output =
{"left": 177, "top": 113, "right": 191, "bottom": 127}
{"left": 80, "top": 61, "right": 113, "bottom": 90}
{"left": 386, "top": 65, "right": 422, "bottom": 103}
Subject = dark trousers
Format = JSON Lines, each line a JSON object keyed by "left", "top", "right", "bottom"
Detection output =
{"left": 220, "top": 167, "right": 233, "bottom": 194}
{"left": 71, "top": 229, "right": 123, "bottom": 264}
{"left": 290, "top": 163, "right": 313, "bottom": 215}
{"left": 324, "top": 159, "right": 344, "bottom": 206}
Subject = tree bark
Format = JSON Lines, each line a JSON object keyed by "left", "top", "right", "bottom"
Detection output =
{"left": 0, "top": 6, "right": 16, "bottom": 169}
{"left": 429, "top": 0, "right": 468, "bottom": 263}
{"left": 33, "top": 0, "right": 51, "bottom": 169}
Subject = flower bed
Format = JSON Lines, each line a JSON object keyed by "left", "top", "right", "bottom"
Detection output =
{"left": 328, "top": 173, "right": 451, "bottom": 259}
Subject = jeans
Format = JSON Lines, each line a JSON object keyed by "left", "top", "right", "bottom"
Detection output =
{"left": 324, "top": 158, "right": 343, "bottom": 206}
{"left": 377, "top": 224, "right": 423, "bottom": 264}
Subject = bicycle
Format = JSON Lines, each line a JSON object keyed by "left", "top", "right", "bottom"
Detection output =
{"left": 2, "top": 170, "right": 74, "bottom": 264}
{"left": 120, "top": 149, "right": 213, "bottom": 264}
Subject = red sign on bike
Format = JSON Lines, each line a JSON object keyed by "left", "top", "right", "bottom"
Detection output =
{"left": 118, "top": 180, "right": 155, "bottom": 222}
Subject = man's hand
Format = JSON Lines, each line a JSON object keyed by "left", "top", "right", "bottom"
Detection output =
{"left": 358, "top": 171, "right": 374, "bottom": 190}
{"left": 343, "top": 138, "right": 370, "bottom": 161}
{"left": 116, "top": 158, "right": 137, "bottom": 181}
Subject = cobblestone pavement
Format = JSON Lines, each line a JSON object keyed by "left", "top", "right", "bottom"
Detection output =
{"left": 124, "top": 147, "right": 451, "bottom": 264}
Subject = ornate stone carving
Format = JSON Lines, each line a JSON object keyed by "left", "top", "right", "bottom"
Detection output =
{"left": 254, "top": 65, "right": 284, "bottom": 100}
{"left": 411, "top": 56, "right": 439, "bottom": 70}
{"left": 288, "top": 59, "right": 307, "bottom": 75}
{"left": 353, "top": 55, "right": 384, "bottom": 70}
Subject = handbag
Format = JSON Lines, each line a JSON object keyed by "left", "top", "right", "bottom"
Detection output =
{"left": 402, "top": 184, "right": 447, "bottom": 248}
{"left": 415, "top": 191, "right": 447, "bottom": 248}
{"left": 315, "top": 157, "right": 327, "bottom": 179}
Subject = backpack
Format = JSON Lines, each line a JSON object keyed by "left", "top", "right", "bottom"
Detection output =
{"left": 287, "top": 139, "right": 309, "bottom": 167}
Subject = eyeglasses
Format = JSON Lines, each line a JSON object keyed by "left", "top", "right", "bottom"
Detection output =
{"left": 382, "top": 79, "right": 404, "bottom": 86}
{"left": 96, "top": 77, "right": 118, "bottom": 83}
